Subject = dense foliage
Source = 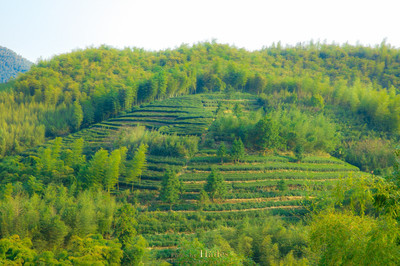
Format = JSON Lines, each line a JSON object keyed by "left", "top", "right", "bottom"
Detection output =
{"left": 0, "top": 46, "right": 32, "bottom": 83}
{"left": 2, "top": 41, "right": 400, "bottom": 160}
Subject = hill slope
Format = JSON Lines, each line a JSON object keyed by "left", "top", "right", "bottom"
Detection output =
{"left": 1, "top": 42, "right": 400, "bottom": 175}
{"left": 0, "top": 46, "right": 32, "bottom": 83}
{"left": 17, "top": 93, "right": 363, "bottom": 261}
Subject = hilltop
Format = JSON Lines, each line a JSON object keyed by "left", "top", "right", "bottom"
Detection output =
{"left": 0, "top": 46, "right": 32, "bottom": 83}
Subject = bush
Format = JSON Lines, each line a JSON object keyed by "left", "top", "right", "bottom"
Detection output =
{"left": 344, "top": 138, "right": 395, "bottom": 173}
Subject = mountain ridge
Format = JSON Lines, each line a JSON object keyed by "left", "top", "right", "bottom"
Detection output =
{"left": 0, "top": 46, "right": 33, "bottom": 83}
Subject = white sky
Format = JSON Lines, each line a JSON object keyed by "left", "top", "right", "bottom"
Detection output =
{"left": 1, "top": 0, "right": 399, "bottom": 62}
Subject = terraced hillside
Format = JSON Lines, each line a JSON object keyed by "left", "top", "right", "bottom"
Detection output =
{"left": 22, "top": 94, "right": 224, "bottom": 156}
{"left": 135, "top": 150, "right": 362, "bottom": 259}
{"left": 21, "top": 93, "right": 363, "bottom": 262}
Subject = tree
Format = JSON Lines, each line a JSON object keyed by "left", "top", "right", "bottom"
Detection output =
{"left": 71, "top": 100, "right": 83, "bottom": 131}
{"left": 159, "top": 169, "right": 183, "bottom": 209}
{"left": 126, "top": 144, "right": 148, "bottom": 191}
{"left": 230, "top": 138, "right": 245, "bottom": 163}
{"left": 251, "top": 116, "right": 281, "bottom": 152}
{"left": 217, "top": 142, "right": 227, "bottom": 163}
{"left": 114, "top": 203, "right": 137, "bottom": 247}
{"left": 84, "top": 148, "right": 109, "bottom": 188}
{"left": 137, "top": 78, "right": 157, "bottom": 103}
{"left": 204, "top": 169, "right": 227, "bottom": 201}
{"left": 68, "top": 234, "right": 123, "bottom": 265}
{"left": 0, "top": 235, "right": 37, "bottom": 264}
{"left": 105, "top": 149, "right": 122, "bottom": 193}
{"left": 310, "top": 93, "right": 325, "bottom": 110}
{"left": 117, "top": 146, "right": 128, "bottom": 191}
{"left": 65, "top": 138, "right": 86, "bottom": 171}
{"left": 122, "top": 235, "right": 148, "bottom": 266}
{"left": 294, "top": 143, "right": 305, "bottom": 162}
{"left": 198, "top": 189, "right": 210, "bottom": 210}
{"left": 277, "top": 179, "right": 288, "bottom": 194}
{"left": 215, "top": 101, "right": 224, "bottom": 115}
{"left": 245, "top": 72, "right": 266, "bottom": 94}
{"left": 309, "top": 211, "right": 400, "bottom": 265}
{"left": 233, "top": 103, "right": 242, "bottom": 117}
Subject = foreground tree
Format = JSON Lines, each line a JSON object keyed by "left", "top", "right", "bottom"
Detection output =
{"left": 309, "top": 211, "right": 400, "bottom": 265}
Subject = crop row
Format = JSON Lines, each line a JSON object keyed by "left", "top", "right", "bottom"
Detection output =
{"left": 180, "top": 190, "right": 317, "bottom": 200}
{"left": 181, "top": 179, "right": 337, "bottom": 192}
{"left": 137, "top": 208, "right": 306, "bottom": 234}
{"left": 110, "top": 116, "right": 211, "bottom": 124}
{"left": 134, "top": 178, "right": 337, "bottom": 193}
{"left": 187, "top": 162, "right": 359, "bottom": 172}
{"left": 144, "top": 199, "right": 302, "bottom": 212}
{"left": 189, "top": 155, "right": 348, "bottom": 165}
{"left": 179, "top": 171, "right": 362, "bottom": 181}
{"left": 147, "top": 155, "right": 187, "bottom": 166}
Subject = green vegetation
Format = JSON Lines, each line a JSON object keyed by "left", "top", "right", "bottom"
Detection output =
{"left": 1, "top": 42, "right": 400, "bottom": 264}
{"left": 204, "top": 169, "right": 227, "bottom": 201}
{"left": 0, "top": 46, "right": 32, "bottom": 83}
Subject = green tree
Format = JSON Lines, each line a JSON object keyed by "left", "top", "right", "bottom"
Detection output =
{"left": 159, "top": 169, "right": 183, "bottom": 209}
{"left": 105, "top": 149, "right": 122, "bottom": 193}
{"left": 246, "top": 72, "right": 266, "bottom": 94}
{"left": 311, "top": 93, "right": 325, "bottom": 110}
{"left": 309, "top": 211, "right": 400, "bottom": 265}
{"left": 294, "top": 143, "right": 305, "bottom": 162}
{"left": 67, "top": 234, "right": 123, "bottom": 265}
{"left": 84, "top": 148, "right": 109, "bottom": 188}
{"left": 251, "top": 116, "right": 281, "bottom": 152}
{"left": 217, "top": 142, "right": 227, "bottom": 163}
{"left": 233, "top": 103, "right": 242, "bottom": 116}
{"left": 230, "top": 138, "right": 245, "bottom": 163}
{"left": 74, "top": 191, "right": 97, "bottom": 236}
{"left": 204, "top": 169, "right": 227, "bottom": 201}
{"left": 71, "top": 100, "right": 83, "bottom": 131}
{"left": 122, "top": 235, "right": 148, "bottom": 266}
{"left": 277, "top": 179, "right": 288, "bottom": 194}
{"left": 259, "top": 235, "right": 280, "bottom": 265}
{"left": 215, "top": 101, "right": 224, "bottom": 115}
{"left": 64, "top": 138, "right": 86, "bottom": 173}
{"left": 126, "top": 144, "right": 148, "bottom": 191}
{"left": 0, "top": 235, "right": 37, "bottom": 264}
{"left": 198, "top": 188, "right": 210, "bottom": 210}
{"left": 114, "top": 203, "right": 137, "bottom": 247}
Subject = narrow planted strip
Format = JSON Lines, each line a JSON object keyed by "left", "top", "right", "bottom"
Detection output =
{"left": 148, "top": 205, "right": 304, "bottom": 213}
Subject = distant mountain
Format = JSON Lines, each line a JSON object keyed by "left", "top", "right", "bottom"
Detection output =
{"left": 0, "top": 46, "right": 33, "bottom": 83}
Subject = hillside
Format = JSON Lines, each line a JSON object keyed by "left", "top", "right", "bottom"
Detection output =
{"left": 1, "top": 43, "right": 400, "bottom": 264}
{"left": 0, "top": 43, "right": 399, "bottom": 173}
{"left": 11, "top": 93, "right": 364, "bottom": 263}
{"left": 0, "top": 46, "right": 32, "bottom": 83}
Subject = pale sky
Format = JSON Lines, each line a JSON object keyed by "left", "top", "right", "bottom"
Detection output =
{"left": 1, "top": 0, "right": 399, "bottom": 62}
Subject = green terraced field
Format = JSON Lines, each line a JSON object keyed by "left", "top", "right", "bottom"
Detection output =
{"left": 131, "top": 149, "right": 362, "bottom": 257}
